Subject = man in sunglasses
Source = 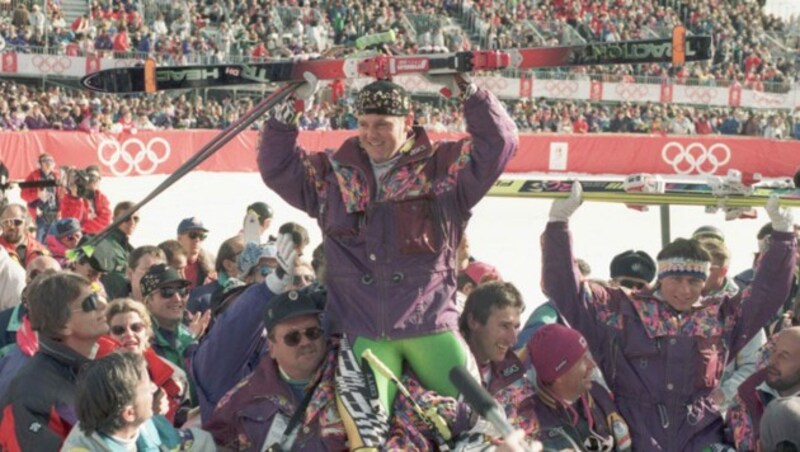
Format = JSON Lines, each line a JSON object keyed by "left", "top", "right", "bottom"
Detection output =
{"left": 20, "top": 152, "right": 61, "bottom": 243}
{"left": 527, "top": 324, "right": 631, "bottom": 451}
{"left": 176, "top": 217, "right": 214, "bottom": 291}
{"left": 205, "top": 288, "right": 346, "bottom": 451}
{"left": 608, "top": 249, "right": 656, "bottom": 291}
{"left": 0, "top": 272, "right": 114, "bottom": 450}
{"left": 140, "top": 264, "right": 204, "bottom": 379}
{"left": 0, "top": 203, "right": 49, "bottom": 268}
{"left": 93, "top": 201, "right": 137, "bottom": 299}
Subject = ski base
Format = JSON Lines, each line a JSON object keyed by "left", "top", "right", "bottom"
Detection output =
{"left": 488, "top": 179, "right": 800, "bottom": 208}
{"left": 81, "top": 35, "right": 712, "bottom": 94}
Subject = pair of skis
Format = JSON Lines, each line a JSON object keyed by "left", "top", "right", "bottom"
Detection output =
{"left": 488, "top": 172, "right": 800, "bottom": 219}
{"left": 81, "top": 28, "right": 711, "bottom": 93}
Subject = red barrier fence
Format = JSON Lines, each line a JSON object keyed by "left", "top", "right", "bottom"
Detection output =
{"left": 1, "top": 130, "right": 797, "bottom": 179}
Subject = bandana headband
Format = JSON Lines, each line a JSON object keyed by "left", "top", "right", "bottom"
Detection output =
{"left": 355, "top": 80, "right": 411, "bottom": 117}
{"left": 657, "top": 258, "right": 710, "bottom": 281}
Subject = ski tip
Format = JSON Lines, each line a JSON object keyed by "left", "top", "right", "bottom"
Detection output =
{"left": 144, "top": 59, "right": 157, "bottom": 93}
{"left": 672, "top": 26, "right": 686, "bottom": 65}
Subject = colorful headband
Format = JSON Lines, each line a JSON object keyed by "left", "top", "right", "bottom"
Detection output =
{"left": 657, "top": 258, "right": 710, "bottom": 281}
{"left": 355, "top": 80, "right": 411, "bottom": 117}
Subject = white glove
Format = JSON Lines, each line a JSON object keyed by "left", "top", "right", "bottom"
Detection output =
{"left": 549, "top": 181, "right": 583, "bottom": 223}
{"left": 265, "top": 233, "right": 297, "bottom": 294}
{"left": 242, "top": 210, "right": 261, "bottom": 244}
{"left": 37, "top": 189, "right": 51, "bottom": 203}
{"left": 294, "top": 71, "right": 319, "bottom": 110}
{"left": 766, "top": 195, "right": 794, "bottom": 233}
{"left": 425, "top": 73, "right": 476, "bottom": 100}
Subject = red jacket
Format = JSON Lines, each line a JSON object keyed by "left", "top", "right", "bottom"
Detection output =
{"left": 59, "top": 190, "right": 111, "bottom": 235}
{"left": 19, "top": 168, "right": 63, "bottom": 222}
{"left": 0, "top": 234, "right": 48, "bottom": 267}
{"left": 144, "top": 347, "right": 187, "bottom": 425}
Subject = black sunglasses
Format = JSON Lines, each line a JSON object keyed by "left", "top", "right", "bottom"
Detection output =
{"left": 72, "top": 292, "right": 102, "bottom": 313}
{"left": 159, "top": 286, "right": 189, "bottom": 298}
{"left": 188, "top": 231, "right": 207, "bottom": 240}
{"left": 110, "top": 322, "right": 145, "bottom": 336}
{"left": 279, "top": 326, "right": 323, "bottom": 347}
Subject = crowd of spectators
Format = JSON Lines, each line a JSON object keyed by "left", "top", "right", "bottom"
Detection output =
{"left": 462, "top": 0, "right": 800, "bottom": 91}
{"left": 0, "top": 78, "right": 798, "bottom": 139}
{"left": 0, "top": 0, "right": 796, "bottom": 138}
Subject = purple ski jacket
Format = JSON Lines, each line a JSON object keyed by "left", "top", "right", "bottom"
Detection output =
{"left": 542, "top": 221, "right": 796, "bottom": 451}
{"left": 259, "top": 88, "right": 517, "bottom": 339}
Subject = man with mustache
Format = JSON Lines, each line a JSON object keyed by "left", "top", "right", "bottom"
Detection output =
{"left": 726, "top": 327, "right": 800, "bottom": 450}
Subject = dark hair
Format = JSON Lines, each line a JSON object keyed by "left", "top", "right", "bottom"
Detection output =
{"left": 215, "top": 236, "right": 245, "bottom": 274}
{"left": 459, "top": 281, "right": 524, "bottom": 340}
{"left": 113, "top": 201, "right": 135, "bottom": 219}
{"left": 28, "top": 273, "right": 91, "bottom": 338}
{"left": 127, "top": 245, "right": 166, "bottom": 271}
{"left": 279, "top": 222, "right": 310, "bottom": 249}
{"left": 311, "top": 243, "right": 325, "bottom": 285}
{"left": 76, "top": 353, "right": 147, "bottom": 435}
{"left": 158, "top": 239, "right": 187, "bottom": 266}
{"left": 656, "top": 238, "right": 710, "bottom": 262}
{"left": 758, "top": 222, "right": 774, "bottom": 240}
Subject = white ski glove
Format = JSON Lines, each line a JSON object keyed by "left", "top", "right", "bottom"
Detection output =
{"left": 548, "top": 181, "right": 583, "bottom": 223}
{"left": 242, "top": 210, "right": 261, "bottom": 245}
{"left": 766, "top": 195, "right": 794, "bottom": 233}
{"left": 272, "top": 72, "right": 319, "bottom": 125}
{"left": 426, "top": 73, "right": 476, "bottom": 100}
{"left": 265, "top": 233, "right": 297, "bottom": 294}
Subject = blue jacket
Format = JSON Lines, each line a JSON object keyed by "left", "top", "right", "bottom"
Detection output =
{"left": 190, "top": 282, "right": 274, "bottom": 421}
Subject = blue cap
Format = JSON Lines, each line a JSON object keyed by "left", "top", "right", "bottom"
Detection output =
{"left": 177, "top": 217, "right": 208, "bottom": 235}
{"left": 49, "top": 217, "right": 81, "bottom": 238}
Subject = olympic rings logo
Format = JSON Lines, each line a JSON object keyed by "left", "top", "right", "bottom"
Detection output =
{"left": 615, "top": 82, "right": 649, "bottom": 100}
{"left": 683, "top": 87, "right": 716, "bottom": 104}
{"left": 544, "top": 80, "right": 579, "bottom": 97}
{"left": 752, "top": 92, "right": 783, "bottom": 107}
{"left": 478, "top": 77, "right": 508, "bottom": 92}
{"left": 661, "top": 142, "right": 731, "bottom": 175}
{"left": 31, "top": 55, "right": 71, "bottom": 74}
{"left": 97, "top": 137, "right": 171, "bottom": 176}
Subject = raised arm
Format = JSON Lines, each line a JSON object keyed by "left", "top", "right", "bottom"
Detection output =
{"left": 425, "top": 75, "right": 518, "bottom": 212}
{"left": 257, "top": 77, "right": 329, "bottom": 218}
{"left": 731, "top": 197, "right": 797, "bottom": 354}
{"left": 541, "top": 183, "right": 619, "bottom": 345}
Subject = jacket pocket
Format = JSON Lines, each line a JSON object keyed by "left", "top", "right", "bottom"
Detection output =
{"left": 695, "top": 336, "right": 725, "bottom": 389}
{"left": 394, "top": 196, "right": 440, "bottom": 255}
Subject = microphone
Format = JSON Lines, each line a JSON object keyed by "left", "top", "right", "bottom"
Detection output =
{"left": 449, "top": 365, "right": 516, "bottom": 438}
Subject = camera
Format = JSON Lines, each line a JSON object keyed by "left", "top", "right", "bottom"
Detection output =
{"left": 61, "top": 166, "right": 97, "bottom": 199}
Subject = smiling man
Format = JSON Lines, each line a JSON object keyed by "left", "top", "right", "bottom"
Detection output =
{"left": 140, "top": 264, "right": 195, "bottom": 372}
{"left": 726, "top": 327, "right": 800, "bottom": 450}
{"left": 459, "top": 281, "right": 539, "bottom": 441}
{"left": 542, "top": 183, "right": 797, "bottom": 451}
{"left": 259, "top": 73, "right": 517, "bottom": 448}
{"left": 528, "top": 324, "right": 631, "bottom": 451}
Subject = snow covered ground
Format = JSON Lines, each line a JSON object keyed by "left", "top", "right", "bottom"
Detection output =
{"left": 5, "top": 172, "right": 778, "bottom": 313}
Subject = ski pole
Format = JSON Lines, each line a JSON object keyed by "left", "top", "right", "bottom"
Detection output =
{"left": 361, "top": 349, "right": 452, "bottom": 442}
{"left": 69, "top": 81, "right": 302, "bottom": 259}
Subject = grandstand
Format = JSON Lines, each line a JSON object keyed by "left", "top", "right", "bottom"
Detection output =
{"left": 0, "top": 0, "right": 795, "bottom": 138}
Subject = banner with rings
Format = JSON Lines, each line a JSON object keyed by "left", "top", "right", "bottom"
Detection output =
{"left": 0, "top": 130, "right": 797, "bottom": 180}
